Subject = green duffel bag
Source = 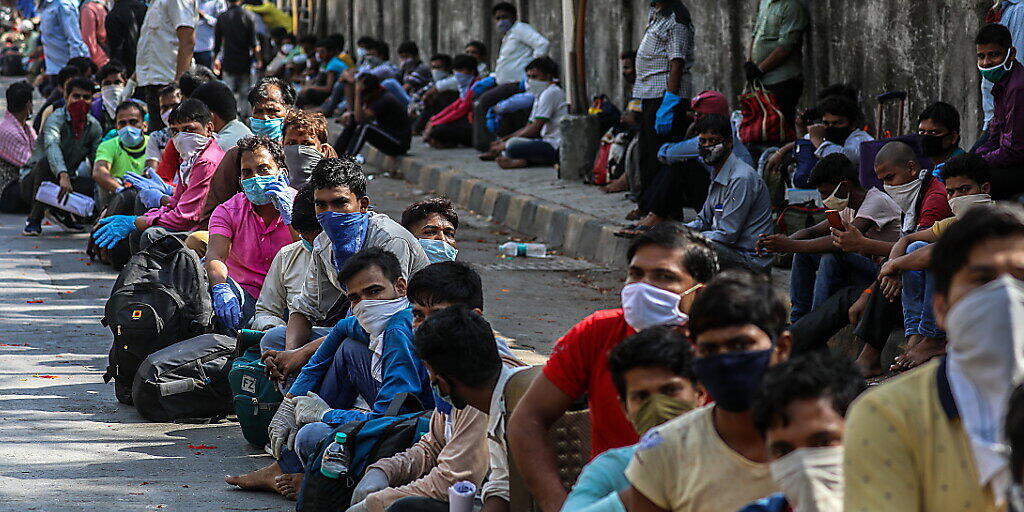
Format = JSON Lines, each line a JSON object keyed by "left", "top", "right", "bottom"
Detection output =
{"left": 229, "top": 330, "right": 283, "bottom": 447}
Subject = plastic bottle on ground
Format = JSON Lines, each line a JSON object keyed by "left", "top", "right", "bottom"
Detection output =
{"left": 498, "top": 242, "right": 547, "bottom": 258}
{"left": 320, "top": 432, "right": 349, "bottom": 478}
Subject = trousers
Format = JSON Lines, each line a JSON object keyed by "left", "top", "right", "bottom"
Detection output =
{"left": 902, "top": 241, "right": 944, "bottom": 338}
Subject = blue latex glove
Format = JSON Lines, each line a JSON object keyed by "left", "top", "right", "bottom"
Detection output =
{"left": 124, "top": 168, "right": 172, "bottom": 195}
{"left": 139, "top": 188, "right": 166, "bottom": 209}
{"left": 471, "top": 75, "right": 496, "bottom": 97}
{"left": 655, "top": 91, "right": 682, "bottom": 136}
{"left": 211, "top": 282, "right": 241, "bottom": 330}
{"left": 263, "top": 180, "right": 293, "bottom": 225}
{"left": 92, "top": 215, "right": 137, "bottom": 249}
{"left": 486, "top": 109, "right": 500, "bottom": 134}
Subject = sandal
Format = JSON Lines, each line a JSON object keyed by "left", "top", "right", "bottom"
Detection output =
{"left": 614, "top": 224, "right": 651, "bottom": 238}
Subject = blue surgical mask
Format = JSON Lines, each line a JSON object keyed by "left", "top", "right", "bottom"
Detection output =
{"left": 301, "top": 238, "right": 314, "bottom": 252}
{"left": 240, "top": 175, "right": 279, "bottom": 205}
{"left": 454, "top": 71, "right": 473, "bottom": 90}
{"left": 316, "top": 211, "right": 370, "bottom": 272}
{"left": 249, "top": 117, "right": 285, "bottom": 141}
{"left": 496, "top": 19, "right": 513, "bottom": 33}
{"left": 431, "top": 381, "right": 453, "bottom": 415}
{"left": 692, "top": 349, "right": 773, "bottom": 412}
{"left": 419, "top": 238, "right": 458, "bottom": 263}
{"left": 118, "top": 125, "right": 145, "bottom": 148}
{"left": 356, "top": 47, "right": 367, "bottom": 60}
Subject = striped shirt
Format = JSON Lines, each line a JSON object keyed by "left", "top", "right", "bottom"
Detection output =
{"left": 632, "top": 2, "right": 695, "bottom": 100}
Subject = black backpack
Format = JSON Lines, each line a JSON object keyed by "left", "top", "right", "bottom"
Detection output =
{"left": 132, "top": 333, "right": 236, "bottom": 422}
{"left": 102, "top": 233, "right": 214, "bottom": 404}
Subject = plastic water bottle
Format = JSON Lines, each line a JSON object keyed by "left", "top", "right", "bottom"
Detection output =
{"left": 498, "top": 242, "right": 547, "bottom": 258}
{"left": 320, "top": 432, "right": 349, "bottom": 478}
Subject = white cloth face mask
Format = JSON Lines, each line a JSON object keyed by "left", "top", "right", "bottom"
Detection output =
{"left": 620, "top": 282, "right": 701, "bottom": 331}
{"left": 769, "top": 446, "right": 844, "bottom": 512}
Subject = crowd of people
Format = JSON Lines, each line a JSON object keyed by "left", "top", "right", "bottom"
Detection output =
{"left": 5, "top": 0, "right": 1024, "bottom": 510}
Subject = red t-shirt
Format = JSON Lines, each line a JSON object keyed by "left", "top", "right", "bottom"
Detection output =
{"left": 915, "top": 175, "right": 954, "bottom": 229}
{"left": 543, "top": 308, "right": 639, "bottom": 458}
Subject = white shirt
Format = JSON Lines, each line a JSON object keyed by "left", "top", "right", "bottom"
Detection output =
{"left": 494, "top": 21, "right": 549, "bottom": 84}
{"left": 530, "top": 83, "right": 568, "bottom": 149}
{"left": 136, "top": 0, "right": 198, "bottom": 86}
{"left": 252, "top": 241, "right": 310, "bottom": 330}
{"left": 482, "top": 365, "right": 530, "bottom": 503}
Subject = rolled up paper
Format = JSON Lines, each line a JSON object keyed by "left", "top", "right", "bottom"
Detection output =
{"left": 448, "top": 480, "right": 477, "bottom": 512}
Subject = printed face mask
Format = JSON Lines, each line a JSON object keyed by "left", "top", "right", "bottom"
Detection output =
{"left": 821, "top": 182, "right": 849, "bottom": 211}
{"left": 240, "top": 175, "right": 280, "bottom": 205}
{"left": 419, "top": 238, "right": 458, "bottom": 263}
{"left": 698, "top": 143, "right": 729, "bottom": 166}
{"left": 620, "top": 281, "right": 701, "bottom": 331}
{"left": 250, "top": 117, "right": 285, "bottom": 141}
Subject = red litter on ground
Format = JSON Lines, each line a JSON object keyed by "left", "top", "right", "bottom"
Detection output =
{"left": 188, "top": 444, "right": 217, "bottom": 450}
{"left": 0, "top": 343, "right": 29, "bottom": 347}
{"left": 33, "top": 375, "right": 59, "bottom": 379}
{"left": 26, "top": 300, "right": 44, "bottom": 304}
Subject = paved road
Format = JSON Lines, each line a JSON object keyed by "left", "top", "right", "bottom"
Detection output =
{"left": 0, "top": 172, "right": 622, "bottom": 511}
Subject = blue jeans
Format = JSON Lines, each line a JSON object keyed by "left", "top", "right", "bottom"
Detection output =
{"left": 381, "top": 78, "right": 411, "bottom": 107}
{"left": 317, "top": 339, "right": 378, "bottom": 411}
{"left": 504, "top": 137, "right": 559, "bottom": 165}
{"left": 278, "top": 421, "right": 335, "bottom": 473}
{"left": 902, "top": 241, "right": 945, "bottom": 338}
{"left": 790, "top": 252, "right": 880, "bottom": 323}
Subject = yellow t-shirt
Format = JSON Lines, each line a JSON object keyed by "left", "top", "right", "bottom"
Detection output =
{"left": 844, "top": 359, "right": 1006, "bottom": 512}
{"left": 931, "top": 217, "right": 957, "bottom": 238}
{"left": 625, "top": 405, "right": 777, "bottom": 511}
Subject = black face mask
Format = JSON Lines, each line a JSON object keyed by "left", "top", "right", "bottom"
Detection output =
{"left": 824, "top": 126, "right": 853, "bottom": 145}
{"left": 921, "top": 134, "right": 950, "bottom": 157}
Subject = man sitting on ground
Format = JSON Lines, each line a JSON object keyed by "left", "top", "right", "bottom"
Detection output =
{"left": 91, "top": 61, "right": 127, "bottom": 133}
{"left": 974, "top": 23, "right": 1024, "bottom": 199}
{"left": 401, "top": 197, "right": 459, "bottom": 263}
{"left": 685, "top": 114, "right": 773, "bottom": 273}
{"left": 334, "top": 72, "right": 411, "bottom": 158}
{"left": 738, "top": 352, "right": 866, "bottom": 511}
{"left": 766, "top": 92, "right": 874, "bottom": 176}
{"left": 282, "top": 109, "right": 337, "bottom": 188}
{"left": 621, "top": 271, "right": 791, "bottom": 512}
{"left": 918, "top": 101, "right": 965, "bottom": 175}
{"left": 507, "top": 222, "right": 719, "bottom": 511}
{"left": 563, "top": 326, "right": 706, "bottom": 511}
{"left": 144, "top": 84, "right": 182, "bottom": 171}
{"left": 92, "top": 101, "right": 149, "bottom": 210}
{"left": 0, "top": 81, "right": 37, "bottom": 188}
{"left": 422, "top": 55, "right": 482, "bottom": 149}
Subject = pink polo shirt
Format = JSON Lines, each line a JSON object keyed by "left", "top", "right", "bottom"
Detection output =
{"left": 144, "top": 140, "right": 225, "bottom": 231}
{"left": 208, "top": 191, "right": 295, "bottom": 299}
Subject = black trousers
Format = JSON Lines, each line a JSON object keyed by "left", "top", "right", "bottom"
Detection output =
{"left": 430, "top": 119, "right": 473, "bottom": 148}
{"left": 638, "top": 97, "right": 689, "bottom": 212}
{"left": 790, "top": 283, "right": 903, "bottom": 355}
{"left": 414, "top": 90, "right": 459, "bottom": 133}
{"left": 139, "top": 84, "right": 171, "bottom": 132}
{"left": 386, "top": 497, "right": 449, "bottom": 512}
{"left": 472, "top": 82, "right": 522, "bottom": 151}
{"left": 641, "top": 159, "right": 711, "bottom": 220}
{"left": 21, "top": 158, "right": 93, "bottom": 221}
{"left": 988, "top": 165, "right": 1024, "bottom": 200}
{"left": 334, "top": 121, "right": 410, "bottom": 157}
{"left": 764, "top": 77, "right": 804, "bottom": 131}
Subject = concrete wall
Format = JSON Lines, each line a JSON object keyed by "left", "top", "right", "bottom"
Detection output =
{"left": 305, "top": 0, "right": 989, "bottom": 140}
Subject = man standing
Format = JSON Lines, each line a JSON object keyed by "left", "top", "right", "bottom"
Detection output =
{"left": 193, "top": 0, "right": 226, "bottom": 69}
{"left": 471, "top": 2, "right": 549, "bottom": 151}
{"left": 744, "top": 0, "right": 808, "bottom": 130}
{"left": 214, "top": 0, "right": 261, "bottom": 114}
{"left": 975, "top": 23, "right": 1024, "bottom": 199}
{"left": 631, "top": 0, "right": 694, "bottom": 220}
{"left": 38, "top": 0, "right": 90, "bottom": 85}
{"left": 104, "top": 0, "right": 147, "bottom": 78}
{"left": 135, "top": 0, "right": 196, "bottom": 132}
{"left": 80, "top": 0, "right": 110, "bottom": 67}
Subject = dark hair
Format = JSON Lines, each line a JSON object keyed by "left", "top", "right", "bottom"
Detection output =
{"left": 817, "top": 83, "right": 859, "bottom": 102}
{"left": 248, "top": 77, "right": 297, "bottom": 108}
{"left": 626, "top": 222, "right": 719, "bottom": 283}
{"left": 357, "top": 72, "right": 382, "bottom": 92}
{"left": 97, "top": 61, "right": 125, "bottom": 82}
{"left": 5, "top": 81, "right": 33, "bottom": 113}
{"left": 492, "top": 1, "right": 517, "bottom": 17}
{"left": 291, "top": 185, "right": 320, "bottom": 235}
{"left": 309, "top": 157, "right": 367, "bottom": 197}
{"left": 65, "top": 77, "right": 96, "bottom": 96}
{"left": 689, "top": 271, "right": 789, "bottom": 341}
{"left": 191, "top": 81, "right": 238, "bottom": 122}
{"left": 401, "top": 197, "right": 459, "bottom": 231}
{"left": 620, "top": 51, "right": 636, "bottom": 61}
{"left": 752, "top": 352, "right": 867, "bottom": 435}
{"left": 398, "top": 41, "right": 419, "bottom": 57}
{"left": 526, "top": 56, "right": 559, "bottom": 78}
{"left": 452, "top": 54, "right": 478, "bottom": 74}
{"left": 465, "top": 40, "right": 487, "bottom": 58}
{"left": 939, "top": 153, "right": 992, "bottom": 186}
{"left": 1007, "top": 383, "right": 1024, "bottom": 482}
{"left": 931, "top": 202, "right": 1024, "bottom": 294}
{"left": 818, "top": 95, "right": 863, "bottom": 125}
{"left": 178, "top": 66, "right": 217, "bottom": 97}
{"left": 236, "top": 135, "right": 287, "bottom": 173}
{"left": 114, "top": 100, "right": 146, "bottom": 118}
{"left": 57, "top": 65, "right": 82, "bottom": 89}
{"left": 374, "top": 41, "right": 391, "bottom": 61}
{"left": 159, "top": 84, "right": 181, "bottom": 99}
{"left": 299, "top": 34, "right": 318, "bottom": 46}
{"left": 357, "top": 36, "right": 376, "bottom": 48}
{"left": 608, "top": 326, "right": 697, "bottom": 399}
{"left": 430, "top": 53, "right": 453, "bottom": 69}
{"left": 693, "top": 114, "right": 732, "bottom": 140}
{"left": 977, "top": 23, "right": 1013, "bottom": 48}
{"left": 167, "top": 98, "right": 213, "bottom": 125}
{"left": 327, "top": 33, "right": 346, "bottom": 52}
{"left": 270, "top": 26, "right": 289, "bottom": 40}
{"left": 316, "top": 36, "right": 339, "bottom": 54}
{"left": 68, "top": 56, "right": 97, "bottom": 77}
{"left": 918, "top": 101, "right": 960, "bottom": 134}
{"left": 807, "top": 153, "right": 859, "bottom": 188}
{"left": 408, "top": 261, "right": 483, "bottom": 310}
{"left": 338, "top": 247, "right": 403, "bottom": 286}
{"left": 414, "top": 304, "right": 501, "bottom": 387}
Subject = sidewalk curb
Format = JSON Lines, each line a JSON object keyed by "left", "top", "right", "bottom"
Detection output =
{"left": 363, "top": 148, "right": 630, "bottom": 265}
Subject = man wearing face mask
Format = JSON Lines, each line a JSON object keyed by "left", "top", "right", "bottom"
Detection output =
{"left": 423, "top": 55, "right": 482, "bottom": 149}
{"left": 400, "top": 198, "right": 459, "bottom": 264}
{"left": 260, "top": 158, "right": 429, "bottom": 392}
{"left": 410, "top": 54, "right": 459, "bottom": 135}
{"left": 91, "top": 62, "right": 127, "bottom": 133}
{"left": 563, "top": 326, "right": 705, "bottom": 512}
{"left": 144, "top": 85, "right": 182, "bottom": 171}
{"left": 685, "top": 114, "right": 774, "bottom": 273}
{"left": 228, "top": 248, "right": 434, "bottom": 499}
{"left": 92, "top": 101, "right": 150, "bottom": 211}
{"left": 975, "top": 23, "right": 1024, "bottom": 200}
{"left": 471, "top": 1, "right": 550, "bottom": 152}
{"left": 918, "top": 101, "right": 965, "bottom": 176}
{"left": 204, "top": 136, "right": 295, "bottom": 335}
{"left": 844, "top": 203, "right": 1024, "bottom": 512}
{"left": 22, "top": 77, "right": 103, "bottom": 236}
{"left": 621, "top": 271, "right": 791, "bottom": 512}
{"left": 397, "top": 41, "right": 432, "bottom": 93}
{"left": 805, "top": 94, "right": 874, "bottom": 164}
{"left": 334, "top": 73, "right": 412, "bottom": 159}
{"left": 91, "top": 99, "right": 226, "bottom": 248}
{"left": 508, "top": 222, "right": 719, "bottom": 512}
{"left": 739, "top": 352, "right": 866, "bottom": 512}
{"left": 281, "top": 109, "right": 336, "bottom": 188}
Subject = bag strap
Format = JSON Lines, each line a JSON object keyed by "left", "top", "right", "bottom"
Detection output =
{"left": 384, "top": 392, "right": 424, "bottom": 417}
{"left": 142, "top": 234, "right": 187, "bottom": 260}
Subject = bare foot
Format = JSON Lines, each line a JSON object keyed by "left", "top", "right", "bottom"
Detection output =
{"left": 637, "top": 213, "right": 662, "bottom": 228}
{"left": 891, "top": 337, "right": 946, "bottom": 372}
{"left": 625, "top": 209, "right": 643, "bottom": 221}
{"left": 225, "top": 462, "right": 284, "bottom": 494}
{"left": 890, "top": 335, "right": 923, "bottom": 372}
{"left": 275, "top": 473, "right": 305, "bottom": 501}
{"left": 496, "top": 156, "right": 529, "bottom": 169}
{"left": 854, "top": 344, "right": 883, "bottom": 378}
{"left": 601, "top": 176, "right": 629, "bottom": 193}
{"left": 478, "top": 150, "right": 500, "bottom": 161}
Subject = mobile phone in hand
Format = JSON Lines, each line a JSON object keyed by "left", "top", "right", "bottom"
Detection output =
{"left": 826, "top": 209, "right": 845, "bottom": 231}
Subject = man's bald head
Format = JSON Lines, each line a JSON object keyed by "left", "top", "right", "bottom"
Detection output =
{"left": 874, "top": 141, "right": 920, "bottom": 187}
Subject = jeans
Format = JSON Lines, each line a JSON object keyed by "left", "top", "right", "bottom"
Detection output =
{"left": 711, "top": 240, "right": 772, "bottom": 275}
{"left": 318, "top": 339, "right": 377, "bottom": 411}
{"left": 278, "top": 421, "right": 335, "bottom": 473}
{"left": 381, "top": 78, "right": 411, "bottom": 107}
{"left": 790, "top": 252, "right": 880, "bottom": 323}
{"left": 193, "top": 50, "right": 213, "bottom": 69}
{"left": 225, "top": 72, "right": 253, "bottom": 117}
{"left": 902, "top": 241, "right": 945, "bottom": 339}
{"left": 503, "top": 137, "right": 558, "bottom": 165}
{"left": 260, "top": 324, "right": 332, "bottom": 394}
